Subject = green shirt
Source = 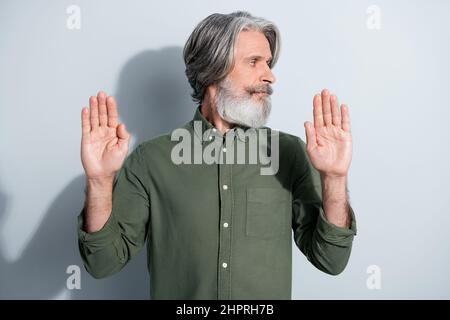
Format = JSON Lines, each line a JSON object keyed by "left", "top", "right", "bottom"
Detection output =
{"left": 78, "top": 106, "right": 357, "bottom": 300}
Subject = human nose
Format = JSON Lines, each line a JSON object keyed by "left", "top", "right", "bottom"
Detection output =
{"left": 261, "top": 64, "right": 276, "bottom": 84}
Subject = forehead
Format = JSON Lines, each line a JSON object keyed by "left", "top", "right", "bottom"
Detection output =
{"left": 234, "top": 30, "right": 272, "bottom": 59}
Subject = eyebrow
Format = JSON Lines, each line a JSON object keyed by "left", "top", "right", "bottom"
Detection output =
{"left": 245, "top": 55, "right": 273, "bottom": 63}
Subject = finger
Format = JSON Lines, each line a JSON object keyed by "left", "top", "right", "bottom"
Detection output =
{"left": 321, "top": 89, "right": 332, "bottom": 126}
{"left": 117, "top": 123, "right": 130, "bottom": 140}
{"left": 117, "top": 124, "right": 130, "bottom": 150}
{"left": 304, "top": 121, "right": 317, "bottom": 149}
{"left": 106, "top": 96, "right": 119, "bottom": 128}
{"left": 341, "top": 104, "right": 351, "bottom": 132}
{"left": 81, "top": 107, "right": 91, "bottom": 137}
{"left": 330, "top": 94, "right": 341, "bottom": 126}
{"left": 313, "top": 94, "right": 324, "bottom": 128}
{"left": 89, "top": 96, "right": 99, "bottom": 129}
{"left": 98, "top": 91, "right": 108, "bottom": 127}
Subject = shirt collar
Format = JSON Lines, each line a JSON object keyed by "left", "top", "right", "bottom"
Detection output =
{"left": 192, "top": 106, "right": 249, "bottom": 143}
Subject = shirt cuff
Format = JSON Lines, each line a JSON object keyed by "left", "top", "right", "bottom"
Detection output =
{"left": 77, "top": 207, "right": 120, "bottom": 255}
{"left": 315, "top": 205, "right": 357, "bottom": 247}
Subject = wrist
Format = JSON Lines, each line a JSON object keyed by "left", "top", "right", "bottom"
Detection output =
{"left": 320, "top": 173, "right": 347, "bottom": 183}
{"left": 85, "top": 175, "right": 115, "bottom": 196}
{"left": 86, "top": 174, "right": 115, "bottom": 184}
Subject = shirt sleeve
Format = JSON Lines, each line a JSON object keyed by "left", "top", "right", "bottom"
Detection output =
{"left": 77, "top": 144, "right": 151, "bottom": 279}
{"left": 291, "top": 137, "right": 357, "bottom": 276}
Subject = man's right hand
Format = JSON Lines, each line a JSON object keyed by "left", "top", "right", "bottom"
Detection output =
{"left": 81, "top": 91, "right": 131, "bottom": 181}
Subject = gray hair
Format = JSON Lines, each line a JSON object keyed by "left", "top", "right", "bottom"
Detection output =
{"left": 183, "top": 11, "right": 281, "bottom": 105}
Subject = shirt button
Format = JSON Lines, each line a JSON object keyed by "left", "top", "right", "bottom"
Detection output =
{"left": 222, "top": 262, "right": 228, "bottom": 269}
{"left": 222, "top": 184, "right": 228, "bottom": 190}
{"left": 209, "top": 135, "right": 213, "bottom": 140}
{"left": 222, "top": 147, "right": 227, "bottom": 153}
{"left": 212, "top": 128, "right": 217, "bottom": 132}
{"left": 223, "top": 222, "right": 229, "bottom": 228}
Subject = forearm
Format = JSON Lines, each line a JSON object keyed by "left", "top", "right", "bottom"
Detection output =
{"left": 79, "top": 175, "right": 130, "bottom": 279}
{"left": 84, "top": 176, "right": 115, "bottom": 233}
{"left": 320, "top": 174, "right": 350, "bottom": 229}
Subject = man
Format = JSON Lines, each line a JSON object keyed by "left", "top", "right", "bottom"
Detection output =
{"left": 78, "top": 11, "right": 357, "bottom": 299}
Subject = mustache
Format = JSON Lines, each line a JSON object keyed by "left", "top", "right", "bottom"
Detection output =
{"left": 246, "top": 84, "right": 273, "bottom": 95}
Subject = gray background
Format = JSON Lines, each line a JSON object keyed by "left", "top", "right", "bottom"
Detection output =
{"left": 1, "top": 0, "right": 449, "bottom": 299}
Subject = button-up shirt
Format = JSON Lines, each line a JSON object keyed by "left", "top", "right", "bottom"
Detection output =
{"left": 78, "top": 106, "right": 357, "bottom": 299}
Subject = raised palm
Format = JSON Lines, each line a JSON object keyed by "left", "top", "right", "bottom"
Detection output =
{"left": 81, "top": 91, "right": 130, "bottom": 180}
{"left": 304, "top": 89, "right": 352, "bottom": 177}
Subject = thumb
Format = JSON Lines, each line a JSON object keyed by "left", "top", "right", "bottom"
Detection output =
{"left": 304, "top": 121, "right": 317, "bottom": 149}
{"left": 117, "top": 124, "right": 130, "bottom": 151}
{"left": 117, "top": 123, "right": 130, "bottom": 141}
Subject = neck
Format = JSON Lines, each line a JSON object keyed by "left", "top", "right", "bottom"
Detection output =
{"left": 200, "top": 95, "right": 233, "bottom": 135}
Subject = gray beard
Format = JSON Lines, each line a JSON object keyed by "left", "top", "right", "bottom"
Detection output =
{"left": 215, "top": 78, "right": 272, "bottom": 128}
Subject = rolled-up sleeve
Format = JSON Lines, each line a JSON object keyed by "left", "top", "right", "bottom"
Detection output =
{"left": 77, "top": 144, "right": 151, "bottom": 279}
{"left": 291, "top": 138, "right": 357, "bottom": 276}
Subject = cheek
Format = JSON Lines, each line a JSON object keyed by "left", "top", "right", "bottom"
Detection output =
{"left": 229, "top": 62, "right": 256, "bottom": 81}
{"left": 226, "top": 65, "right": 257, "bottom": 93}
{"left": 235, "top": 73, "right": 257, "bottom": 91}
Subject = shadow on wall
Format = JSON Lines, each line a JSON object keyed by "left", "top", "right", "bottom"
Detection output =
{"left": 0, "top": 46, "right": 196, "bottom": 299}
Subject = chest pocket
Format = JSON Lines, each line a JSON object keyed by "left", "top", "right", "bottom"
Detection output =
{"left": 246, "top": 187, "right": 291, "bottom": 239}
